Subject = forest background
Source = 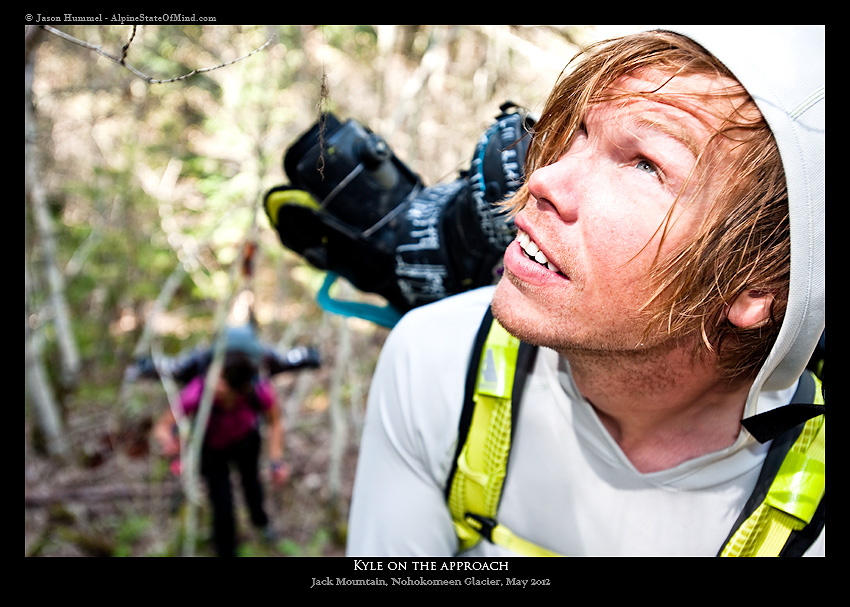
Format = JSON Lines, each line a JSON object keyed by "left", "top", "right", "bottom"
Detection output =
{"left": 25, "top": 24, "right": 610, "bottom": 557}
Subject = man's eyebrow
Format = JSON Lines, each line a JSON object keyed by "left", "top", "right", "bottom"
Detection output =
{"left": 629, "top": 114, "right": 702, "bottom": 160}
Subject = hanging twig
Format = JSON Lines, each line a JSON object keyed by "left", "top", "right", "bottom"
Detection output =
{"left": 316, "top": 74, "right": 330, "bottom": 179}
{"left": 38, "top": 25, "right": 274, "bottom": 84}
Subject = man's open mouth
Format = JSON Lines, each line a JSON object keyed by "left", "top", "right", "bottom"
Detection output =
{"left": 516, "top": 229, "right": 565, "bottom": 276}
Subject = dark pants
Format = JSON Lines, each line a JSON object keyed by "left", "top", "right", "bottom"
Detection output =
{"left": 200, "top": 429, "right": 268, "bottom": 557}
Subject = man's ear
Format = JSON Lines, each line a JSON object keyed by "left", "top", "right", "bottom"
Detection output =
{"left": 727, "top": 290, "right": 775, "bottom": 328}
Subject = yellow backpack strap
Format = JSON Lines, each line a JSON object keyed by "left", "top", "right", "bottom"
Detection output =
{"left": 445, "top": 309, "right": 557, "bottom": 556}
{"left": 721, "top": 371, "right": 825, "bottom": 557}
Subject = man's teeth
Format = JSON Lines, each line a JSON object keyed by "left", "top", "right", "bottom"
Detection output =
{"left": 517, "top": 230, "right": 561, "bottom": 274}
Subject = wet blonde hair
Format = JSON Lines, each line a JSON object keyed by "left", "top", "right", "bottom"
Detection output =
{"left": 510, "top": 30, "right": 789, "bottom": 379}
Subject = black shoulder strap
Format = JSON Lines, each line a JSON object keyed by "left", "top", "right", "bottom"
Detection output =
{"left": 444, "top": 307, "right": 496, "bottom": 500}
{"left": 741, "top": 371, "right": 824, "bottom": 443}
{"left": 443, "top": 306, "right": 537, "bottom": 500}
{"left": 249, "top": 378, "right": 264, "bottom": 412}
{"left": 719, "top": 371, "right": 825, "bottom": 556}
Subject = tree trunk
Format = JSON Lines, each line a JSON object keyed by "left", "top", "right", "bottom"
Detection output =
{"left": 25, "top": 260, "right": 69, "bottom": 459}
{"left": 25, "top": 26, "right": 81, "bottom": 395}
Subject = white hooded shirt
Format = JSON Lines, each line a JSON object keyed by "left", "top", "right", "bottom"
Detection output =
{"left": 346, "top": 25, "right": 825, "bottom": 557}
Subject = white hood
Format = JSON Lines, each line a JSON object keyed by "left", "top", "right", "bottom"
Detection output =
{"left": 660, "top": 26, "right": 824, "bottom": 416}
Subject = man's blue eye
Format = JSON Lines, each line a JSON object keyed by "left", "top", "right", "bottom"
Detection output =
{"left": 636, "top": 159, "right": 658, "bottom": 175}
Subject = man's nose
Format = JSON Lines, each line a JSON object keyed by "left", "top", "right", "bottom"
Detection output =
{"left": 526, "top": 154, "right": 587, "bottom": 222}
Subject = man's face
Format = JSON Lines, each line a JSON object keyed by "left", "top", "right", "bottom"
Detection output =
{"left": 491, "top": 68, "right": 742, "bottom": 353}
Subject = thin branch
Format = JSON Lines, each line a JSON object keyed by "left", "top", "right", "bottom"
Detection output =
{"left": 40, "top": 25, "right": 274, "bottom": 84}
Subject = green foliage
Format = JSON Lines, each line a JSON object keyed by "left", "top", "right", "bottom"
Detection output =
{"left": 323, "top": 25, "right": 379, "bottom": 60}
{"left": 277, "top": 528, "right": 333, "bottom": 557}
{"left": 114, "top": 514, "right": 153, "bottom": 557}
{"left": 26, "top": 24, "right": 588, "bottom": 557}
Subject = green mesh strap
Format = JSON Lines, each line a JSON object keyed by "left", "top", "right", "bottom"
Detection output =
{"left": 448, "top": 318, "right": 561, "bottom": 556}
{"left": 720, "top": 375, "right": 825, "bottom": 557}
{"left": 449, "top": 319, "right": 517, "bottom": 552}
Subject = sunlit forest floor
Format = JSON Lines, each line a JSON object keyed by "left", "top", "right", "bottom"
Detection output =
{"left": 25, "top": 360, "right": 366, "bottom": 557}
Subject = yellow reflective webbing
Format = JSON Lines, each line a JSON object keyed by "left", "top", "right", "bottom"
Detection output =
{"left": 720, "top": 374, "right": 825, "bottom": 557}
{"left": 452, "top": 321, "right": 825, "bottom": 557}
{"left": 448, "top": 319, "right": 562, "bottom": 557}
{"left": 462, "top": 513, "right": 562, "bottom": 557}
{"left": 488, "top": 520, "right": 562, "bottom": 557}
{"left": 449, "top": 319, "right": 517, "bottom": 552}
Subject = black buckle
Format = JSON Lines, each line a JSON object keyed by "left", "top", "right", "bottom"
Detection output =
{"left": 465, "top": 513, "right": 497, "bottom": 542}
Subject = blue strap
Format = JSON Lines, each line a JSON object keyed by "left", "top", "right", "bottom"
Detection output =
{"left": 316, "top": 273, "right": 403, "bottom": 328}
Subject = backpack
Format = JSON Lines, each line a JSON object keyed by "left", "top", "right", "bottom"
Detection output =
{"left": 264, "top": 103, "right": 535, "bottom": 326}
{"left": 445, "top": 309, "right": 825, "bottom": 557}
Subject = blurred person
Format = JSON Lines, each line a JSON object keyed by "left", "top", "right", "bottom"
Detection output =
{"left": 152, "top": 325, "right": 302, "bottom": 557}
